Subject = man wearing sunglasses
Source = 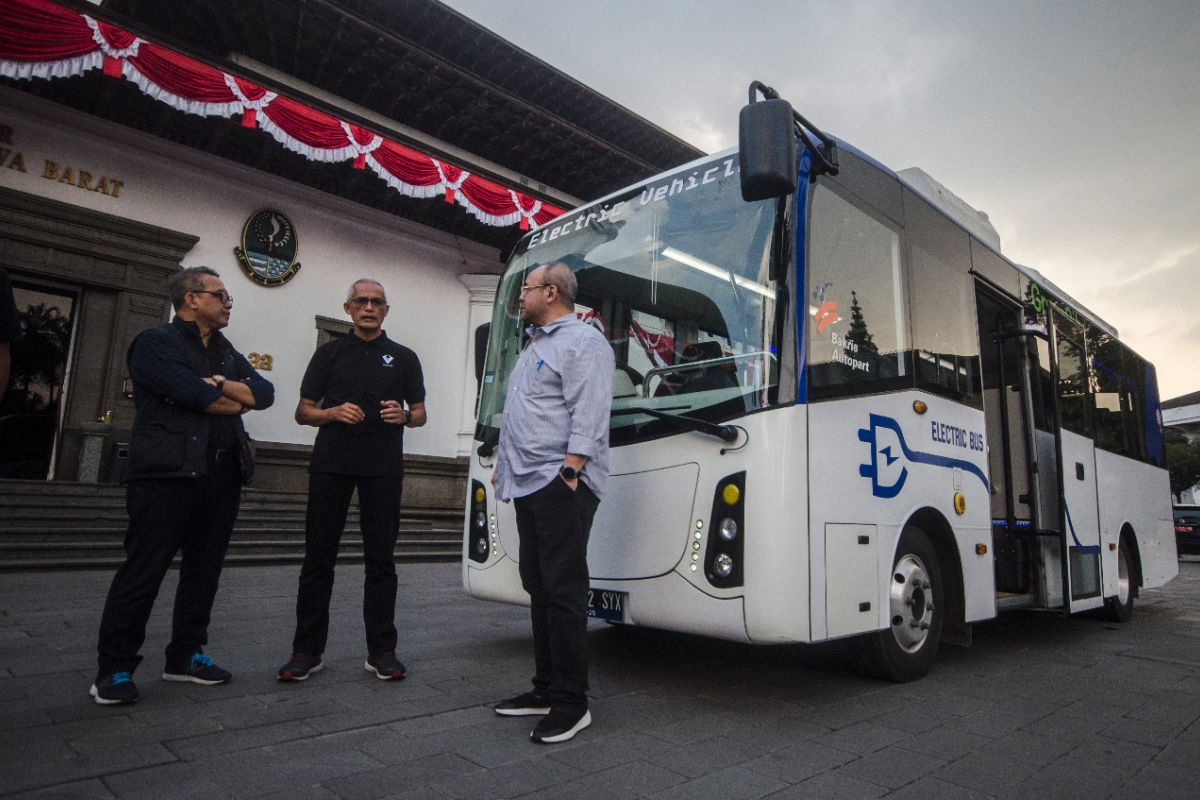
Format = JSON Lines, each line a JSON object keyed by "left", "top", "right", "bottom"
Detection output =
{"left": 92, "top": 266, "right": 274, "bottom": 705}
{"left": 492, "top": 261, "right": 614, "bottom": 744}
{"left": 279, "top": 278, "right": 425, "bottom": 683}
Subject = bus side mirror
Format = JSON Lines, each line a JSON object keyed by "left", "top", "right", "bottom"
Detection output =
{"left": 739, "top": 99, "right": 797, "bottom": 201}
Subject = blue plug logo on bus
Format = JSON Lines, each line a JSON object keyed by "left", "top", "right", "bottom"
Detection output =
{"left": 858, "top": 414, "right": 989, "bottom": 498}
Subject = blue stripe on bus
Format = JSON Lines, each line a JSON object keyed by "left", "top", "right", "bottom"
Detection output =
{"left": 857, "top": 413, "right": 989, "bottom": 498}
{"left": 1145, "top": 361, "right": 1164, "bottom": 466}
{"left": 1064, "top": 502, "right": 1100, "bottom": 554}
{"left": 795, "top": 150, "right": 812, "bottom": 405}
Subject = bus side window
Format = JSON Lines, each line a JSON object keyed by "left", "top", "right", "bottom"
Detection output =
{"left": 1054, "top": 318, "right": 1090, "bottom": 437}
{"left": 904, "top": 188, "right": 981, "bottom": 408}
{"left": 1089, "top": 325, "right": 1150, "bottom": 462}
{"left": 807, "top": 183, "right": 910, "bottom": 400}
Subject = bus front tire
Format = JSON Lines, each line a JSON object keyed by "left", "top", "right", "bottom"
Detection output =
{"left": 854, "top": 526, "right": 944, "bottom": 683}
{"left": 1101, "top": 534, "right": 1135, "bottom": 623}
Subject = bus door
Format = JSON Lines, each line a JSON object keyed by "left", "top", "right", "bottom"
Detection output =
{"left": 975, "top": 285, "right": 1056, "bottom": 603}
{"left": 1049, "top": 312, "right": 1104, "bottom": 612}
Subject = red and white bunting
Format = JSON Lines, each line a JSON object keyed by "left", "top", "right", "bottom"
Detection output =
{"left": 0, "top": 0, "right": 565, "bottom": 230}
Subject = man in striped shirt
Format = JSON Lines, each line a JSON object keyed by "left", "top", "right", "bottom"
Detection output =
{"left": 492, "top": 261, "right": 614, "bottom": 744}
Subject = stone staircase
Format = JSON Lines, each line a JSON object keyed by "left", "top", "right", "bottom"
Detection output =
{"left": 0, "top": 480, "right": 465, "bottom": 570}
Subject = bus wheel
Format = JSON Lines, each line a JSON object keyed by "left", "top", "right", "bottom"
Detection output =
{"left": 1102, "top": 535, "right": 1135, "bottom": 623}
{"left": 854, "top": 526, "right": 944, "bottom": 682}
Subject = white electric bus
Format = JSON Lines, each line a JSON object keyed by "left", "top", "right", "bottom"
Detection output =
{"left": 463, "top": 83, "right": 1177, "bottom": 681}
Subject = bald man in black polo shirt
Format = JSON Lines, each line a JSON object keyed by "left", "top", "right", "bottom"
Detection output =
{"left": 278, "top": 278, "right": 426, "bottom": 683}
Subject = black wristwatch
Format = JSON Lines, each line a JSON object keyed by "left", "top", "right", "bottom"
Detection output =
{"left": 212, "top": 374, "right": 226, "bottom": 390}
{"left": 559, "top": 465, "right": 579, "bottom": 481}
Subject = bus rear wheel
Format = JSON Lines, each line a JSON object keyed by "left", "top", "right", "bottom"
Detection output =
{"left": 854, "top": 525, "right": 944, "bottom": 682}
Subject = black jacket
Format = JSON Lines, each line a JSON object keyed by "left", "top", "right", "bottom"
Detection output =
{"left": 124, "top": 318, "right": 274, "bottom": 484}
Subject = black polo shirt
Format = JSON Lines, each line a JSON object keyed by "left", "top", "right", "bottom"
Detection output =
{"left": 300, "top": 331, "right": 425, "bottom": 476}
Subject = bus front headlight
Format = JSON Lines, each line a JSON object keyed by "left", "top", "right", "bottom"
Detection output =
{"left": 467, "top": 480, "right": 490, "bottom": 563}
{"left": 718, "top": 518, "right": 738, "bottom": 541}
{"left": 703, "top": 472, "right": 745, "bottom": 588}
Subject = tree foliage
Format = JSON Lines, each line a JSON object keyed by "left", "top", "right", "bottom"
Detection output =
{"left": 1166, "top": 437, "right": 1200, "bottom": 499}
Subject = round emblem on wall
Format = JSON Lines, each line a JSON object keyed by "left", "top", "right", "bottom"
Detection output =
{"left": 234, "top": 209, "right": 301, "bottom": 286}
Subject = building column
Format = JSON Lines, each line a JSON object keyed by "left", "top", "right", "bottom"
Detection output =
{"left": 457, "top": 274, "right": 498, "bottom": 457}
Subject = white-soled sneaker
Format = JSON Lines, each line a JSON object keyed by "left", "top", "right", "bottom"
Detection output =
{"left": 530, "top": 707, "right": 591, "bottom": 743}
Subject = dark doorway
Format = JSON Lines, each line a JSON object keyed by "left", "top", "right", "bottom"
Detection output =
{"left": 0, "top": 273, "right": 80, "bottom": 479}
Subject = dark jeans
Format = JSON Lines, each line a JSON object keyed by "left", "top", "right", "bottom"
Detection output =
{"left": 292, "top": 472, "right": 404, "bottom": 656}
{"left": 96, "top": 452, "right": 242, "bottom": 676}
{"left": 514, "top": 477, "right": 600, "bottom": 712}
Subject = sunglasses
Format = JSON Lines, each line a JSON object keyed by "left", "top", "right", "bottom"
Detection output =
{"left": 193, "top": 289, "right": 233, "bottom": 305}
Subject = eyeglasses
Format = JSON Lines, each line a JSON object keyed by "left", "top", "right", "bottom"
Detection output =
{"left": 520, "top": 283, "right": 552, "bottom": 294}
{"left": 193, "top": 290, "right": 233, "bottom": 305}
{"left": 348, "top": 296, "right": 388, "bottom": 308}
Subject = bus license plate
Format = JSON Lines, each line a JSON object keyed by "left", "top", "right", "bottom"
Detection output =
{"left": 586, "top": 588, "right": 627, "bottom": 623}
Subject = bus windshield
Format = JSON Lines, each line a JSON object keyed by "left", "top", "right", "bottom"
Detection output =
{"left": 477, "top": 153, "right": 786, "bottom": 446}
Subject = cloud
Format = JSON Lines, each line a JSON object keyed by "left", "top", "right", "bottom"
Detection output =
{"left": 440, "top": 0, "right": 1200, "bottom": 397}
{"left": 1079, "top": 247, "right": 1200, "bottom": 398}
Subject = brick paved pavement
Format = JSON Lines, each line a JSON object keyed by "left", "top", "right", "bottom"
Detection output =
{"left": 2, "top": 558, "right": 1198, "bottom": 799}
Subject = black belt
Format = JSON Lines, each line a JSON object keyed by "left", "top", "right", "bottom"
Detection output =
{"left": 208, "top": 447, "right": 238, "bottom": 462}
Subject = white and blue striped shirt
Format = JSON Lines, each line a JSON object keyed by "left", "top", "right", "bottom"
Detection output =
{"left": 494, "top": 312, "right": 614, "bottom": 501}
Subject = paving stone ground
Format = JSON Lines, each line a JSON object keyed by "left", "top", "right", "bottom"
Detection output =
{"left": 2, "top": 557, "right": 1198, "bottom": 799}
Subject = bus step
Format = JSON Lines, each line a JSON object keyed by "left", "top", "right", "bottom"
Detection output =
{"left": 996, "top": 591, "right": 1039, "bottom": 612}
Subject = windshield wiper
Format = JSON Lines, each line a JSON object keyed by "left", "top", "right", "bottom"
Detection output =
{"left": 613, "top": 407, "right": 738, "bottom": 442}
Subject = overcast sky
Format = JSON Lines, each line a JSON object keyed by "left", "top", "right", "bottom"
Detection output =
{"left": 443, "top": 0, "right": 1200, "bottom": 399}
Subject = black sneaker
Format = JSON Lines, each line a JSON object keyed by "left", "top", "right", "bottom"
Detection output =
{"left": 530, "top": 706, "right": 591, "bottom": 744}
{"left": 162, "top": 651, "right": 232, "bottom": 685}
{"left": 277, "top": 653, "right": 323, "bottom": 682}
{"left": 364, "top": 651, "right": 406, "bottom": 681}
{"left": 89, "top": 671, "right": 138, "bottom": 705}
{"left": 494, "top": 691, "right": 551, "bottom": 716}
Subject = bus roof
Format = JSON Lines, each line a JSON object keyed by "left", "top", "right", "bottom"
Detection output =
{"left": 524, "top": 137, "right": 1121, "bottom": 341}
{"left": 832, "top": 136, "right": 1120, "bottom": 339}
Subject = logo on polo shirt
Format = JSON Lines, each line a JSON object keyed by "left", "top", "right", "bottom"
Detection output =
{"left": 382, "top": 355, "right": 394, "bottom": 367}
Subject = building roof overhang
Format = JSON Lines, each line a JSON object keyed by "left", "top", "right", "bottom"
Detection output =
{"left": 3, "top": 0, "right": 703, "bottom": 252}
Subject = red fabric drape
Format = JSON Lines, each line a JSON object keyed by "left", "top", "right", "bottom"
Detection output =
{"left": 261, "top": 97, "right": 351, "bottom": 150}
{"left": 0, "top": 0, "right": 567, "bottom": 231}
{"left": 94, "top": 20, "right": 137, "bottom": 51}
{"left": 231, "top": 76, "right": 269, "bottom": 102}
{"left": 131, "top": 44, "right": 238, "bottom": 102}
{"left": 371, "top": 140, "right": 442, "bottom": 185}
{"left": 0, "top": 0, "right": 94, "bottom": 60}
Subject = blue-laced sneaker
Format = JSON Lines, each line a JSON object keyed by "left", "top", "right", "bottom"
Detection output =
{"left": 90, "top": 671, "right": 138, "bottom": 705}
{"left": 162, "top": 651, "right": 232, "bottom": 685}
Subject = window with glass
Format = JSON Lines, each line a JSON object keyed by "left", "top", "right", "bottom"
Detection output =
{"left": 476, "top": 154, "right": 788, "bottom": 446}
{"left": 0, "top": 274, "right": 79, "bottom": 480}
{"left": 903, "top": 189, "right": 980, "bottom": 407}
{"left": 1054, "top": 313, "right": 1090, "bottom": 437}
{"left": 807, "top": 183, "right": 909, "bottom": 399}
{"left": 1089, "top": 327, "right": 1148, "bottom": 461}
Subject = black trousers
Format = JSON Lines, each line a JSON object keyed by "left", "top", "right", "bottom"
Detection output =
{"left": 292, "top": 472, "right": 404, "bottom": 656}
{"left": 514, "top": 478, "right": 600, "bottom": 712}
{"left": 96, "top": 453, "right": 242, "bottom": 676}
